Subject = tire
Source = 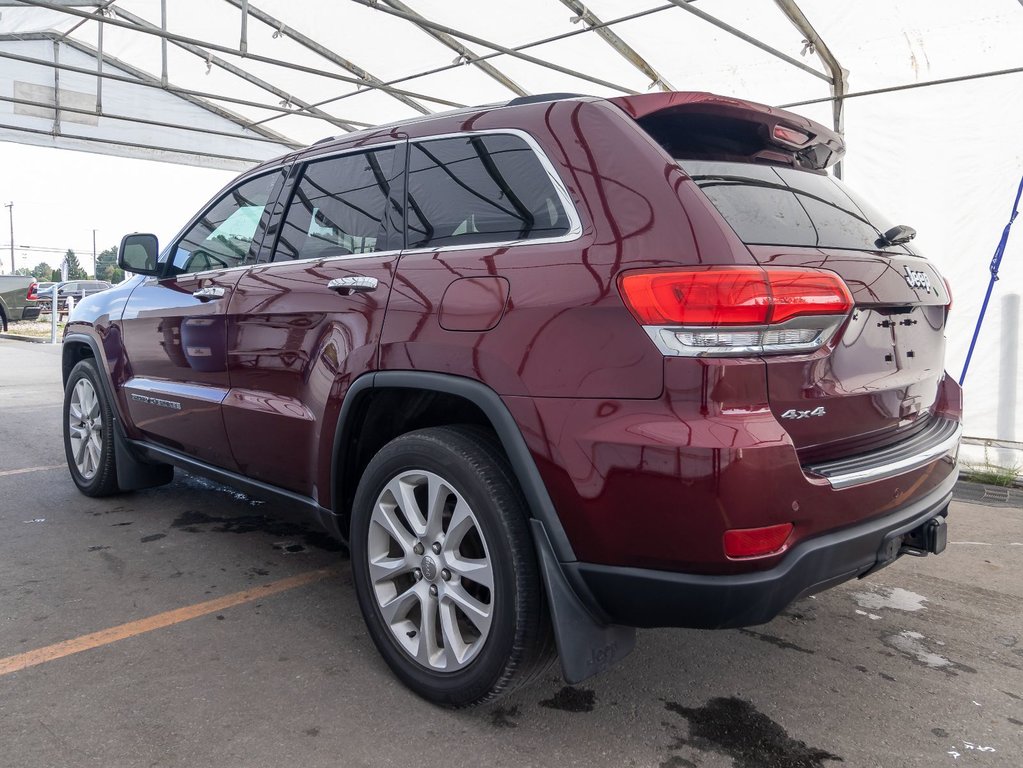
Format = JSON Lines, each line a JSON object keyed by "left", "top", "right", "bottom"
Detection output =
{"left": 63, "top": 358, "right": 121, "bottom": 497}
{"left": 350, "top": 426, "right": 554, "bottom": 707}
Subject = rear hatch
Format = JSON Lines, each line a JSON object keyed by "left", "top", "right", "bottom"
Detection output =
{"left": 615, "top": 93, "right": 952, "bottom": 461}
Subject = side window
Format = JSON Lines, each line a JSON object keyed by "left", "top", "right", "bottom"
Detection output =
{"left": 406, "top": 134, "right": 571, "bottom": 249}
{"left": 170, "top": 172, "right": 277, "bottom": 276}
{"left": 274, "top": 146, "right": 396, "bottom": 262}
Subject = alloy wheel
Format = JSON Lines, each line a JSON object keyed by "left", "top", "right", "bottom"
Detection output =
{"left": 367, "top": 470, "right": 494, "bottom": 672}
{"left": 68, "top": 378, "right": 103, "bottom": 480}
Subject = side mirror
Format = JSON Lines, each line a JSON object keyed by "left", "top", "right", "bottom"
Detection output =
{"left": 118, "top": 233, "right": 160, "bottom": 275}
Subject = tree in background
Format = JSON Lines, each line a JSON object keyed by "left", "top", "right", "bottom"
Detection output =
{"left": 64, "top": 249, "right": 88, "bottom": 280}
{"left": 31, "top": 262, "right": 52, "bottom": 280}
{"left": 14, "top": 267, "right": 32, "bottom": 276}
{"left": 94, "top": 246, "right": 123, "bottom": 283}
{"left": 49, "top": 268, "right": 61, "bottom": 282}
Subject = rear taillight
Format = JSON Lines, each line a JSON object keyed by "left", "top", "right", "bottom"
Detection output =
{"left": 723, "top": 523, "right": 794, "bottom": 559}
{"left": 26, "top": 281, "right": 38, "bottom": 301}
{"left": 618, "top": 267, "right": 853, "bottom": 357}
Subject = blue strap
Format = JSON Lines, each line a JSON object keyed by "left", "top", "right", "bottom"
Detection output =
{"left": 959, "top": 174, "right": 1023, "bottom": 385}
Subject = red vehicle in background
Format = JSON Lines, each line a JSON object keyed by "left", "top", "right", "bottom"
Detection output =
{"left": 61, "top": 91, "right": 960, "bottom": 707}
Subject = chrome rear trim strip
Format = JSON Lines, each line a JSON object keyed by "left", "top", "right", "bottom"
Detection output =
{"left": 805, "top": 417, "right": 962, "bottom": 490}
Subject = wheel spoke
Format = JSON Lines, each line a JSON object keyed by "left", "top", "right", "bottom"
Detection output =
{"left": 415, "top": 590, "right": 440, "bottom": 667}
{"left": 424, "top": 474, "right": 450, "bottom": 541}
{"left": 444, "top": 582, "right": 492, "bottom": 635}
{"left": 372, "top": 499, "right": 417, "bottom": 554}
{"left": 384, "top": 477, "right": 426, "bottom": 537}
{"left": 68, "top": 424, "right": 87, "bottom": 440}
{"left": 446, "top": 555, "right": 493, "bottom": 589}
{"left": 439, "top": 600, "right": 469, "bottom": 667}
{"left": 368, "top": 554, "right": 412, "bottom": 585}
{"left": 444, "top": 498, "right": 475, "bottom": 550}
{"left": 69, "top": 401, "right": 83, "bottom": 421}
{"left": 74, "top": 433, "right": 89, "bottom": 467}
{"left": 378, "top": 582, "right": 419, "bottom": 626}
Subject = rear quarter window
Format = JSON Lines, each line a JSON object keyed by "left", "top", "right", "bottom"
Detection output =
{"left": 406, "top": 133, "right": 571, "bottom": 249}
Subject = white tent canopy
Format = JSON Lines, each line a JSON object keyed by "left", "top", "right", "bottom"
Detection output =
{"left": 1, "top": 0, "right": 1021, "bottom": 462}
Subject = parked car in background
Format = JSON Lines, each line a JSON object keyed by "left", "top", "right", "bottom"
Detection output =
{"left": 0, "top": 275, "right": 41, "bottom": 330}
{"left": 56, "top": 280, "right": 112, "bottom": 315}
{"left": 60, "top": 91, "right": 961, "bottom": 707}
{"left": 33, "top": 281, "right": 58, "bottom": 313}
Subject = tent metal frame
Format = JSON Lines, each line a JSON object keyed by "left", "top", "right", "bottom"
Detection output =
{"left": 6, "top": 0, "right": 1005, "bottom": 170}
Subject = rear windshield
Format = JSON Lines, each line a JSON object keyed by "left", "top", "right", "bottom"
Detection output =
{"left": 679, "top": 160, "right": 913, "bottom": 254}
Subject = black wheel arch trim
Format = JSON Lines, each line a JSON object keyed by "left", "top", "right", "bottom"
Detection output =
{"left": 331, "top": 370, "right": 577, "bottom": 563}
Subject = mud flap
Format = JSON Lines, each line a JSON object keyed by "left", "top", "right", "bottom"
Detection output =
{"left": 113, "top": 425, "right": 174, "bottom": 491}
{"left": 530, "top": 519, "right": 636, "bottom": 684}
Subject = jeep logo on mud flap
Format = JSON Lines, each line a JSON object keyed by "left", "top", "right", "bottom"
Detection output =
{"left": 903, "top": 266, "right": 932, "bottom": 293}
{"left": 780, "top": 407, "right": 826, "bottom": 420}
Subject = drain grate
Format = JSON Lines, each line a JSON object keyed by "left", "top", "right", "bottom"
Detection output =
{"left": 952, "top": 480, "right": 1023, "bottom": 510}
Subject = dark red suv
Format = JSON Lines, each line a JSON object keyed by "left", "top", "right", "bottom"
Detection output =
{"left": 62, "top": 92, "right": 961, "bottom": 707}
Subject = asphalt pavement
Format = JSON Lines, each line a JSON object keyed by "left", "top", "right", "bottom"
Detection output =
{"left": 1, "top": 337, "right": 1020, "bottom": 768}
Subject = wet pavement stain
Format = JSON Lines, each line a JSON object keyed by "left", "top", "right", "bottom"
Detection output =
{"left": 170, "top": 510, "right": 344, "bottom": 552}
{"left": 1008, "top": 717, "right": 1023, "bottom": 726}
{"left": 932, "top": 728, "right": 949, "bottom": 738}
{"left": 664, "top": 697, "right": 842, "bottom": 768}
{"left": 86, "top": 545, "right": 110, "bottom": 551}
{"left": 882, "top": 631, "right": 977, "bottom": 676}
{"left": 738, "top": 629, "right": 814, "bottom": 655}
{"left": 140, "top": 533, "right": 166, "bottom": 543}
{"left": 489, "top": 705, "right": 520, "bottom": 728}
{"left": 539, "top": 686, "right": 595, "bottom": 713}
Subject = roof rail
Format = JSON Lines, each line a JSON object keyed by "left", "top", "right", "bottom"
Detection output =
{"left": 506, "top": 92, "right": 586, "bottom": 106}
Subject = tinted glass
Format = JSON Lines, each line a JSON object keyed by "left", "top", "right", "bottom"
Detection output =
{"left": 406, "top": 134, "right": 570, "bottom": 249}
{"left": 680, "top": 160, "right": 910, "bottom": 253}
{"left": 171, "top": 173, "right": 277, "bottom": 275}
{"left": 274, "top": 147, "right": 396, "bottom": 262}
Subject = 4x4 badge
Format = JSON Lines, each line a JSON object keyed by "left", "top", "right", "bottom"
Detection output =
{"left": 903, "top": 265, "right": 932, "bottom": 293}
{"left": 780, "top": 407, "right": 826, "bottom": 420}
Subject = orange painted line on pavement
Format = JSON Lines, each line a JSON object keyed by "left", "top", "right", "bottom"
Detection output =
{"left": 0, "top": 567, "right": 337, "bottom": 676}
{"left": 0, "top": 464, "right": 64, "bottom": 477}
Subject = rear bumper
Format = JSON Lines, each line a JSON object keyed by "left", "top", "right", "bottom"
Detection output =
{"left": 569, "top": 469, "right": 956, "bottom": 629}
{"left": 21, "top": 306, "right": 41, "bottom": 321}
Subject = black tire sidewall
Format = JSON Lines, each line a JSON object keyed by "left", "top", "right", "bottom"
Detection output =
{"left": 350, "top": 429, "right": 531, "bottom": 706}
{"left": 63, "top": 359, "right": 116, "bottom": 495}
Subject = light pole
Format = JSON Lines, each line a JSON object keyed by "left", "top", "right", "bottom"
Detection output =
{"left": 92, "top": 228, "right": 97, "bottom": 278}
{"left": 4, "top": 202, "right": 12, "bottom": 274}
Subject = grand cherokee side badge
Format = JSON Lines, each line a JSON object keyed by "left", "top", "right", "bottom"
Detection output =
{"left": 780, "top": 407, "right": 826, "bottom": 420}
{"left": 904, "top": 265, "right": 932, "bottom": 293}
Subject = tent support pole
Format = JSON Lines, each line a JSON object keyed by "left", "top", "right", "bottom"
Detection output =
{"left": 557, "top": 0, "right": 673, "bottom": 91}
{"left": 378, "top": 0, "right": 527, "bottom": 97}
{"left": 113, "top": 7, "right": 359, "bottom": 132}
{"left": 159, "top": 0, "right": 168, "bottom": 86}
{"left": 220, "top": 0, "right": 432, "bottom": 114}
{"left": 350, "top": 0, "right": 639, "bottom": 95}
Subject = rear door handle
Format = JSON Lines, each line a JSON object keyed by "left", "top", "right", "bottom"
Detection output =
{"left": 327, "top": 276, "right": 378, "bottom": 295}
{"left": 192, "top": 286, "right": 226, "bottom": 301}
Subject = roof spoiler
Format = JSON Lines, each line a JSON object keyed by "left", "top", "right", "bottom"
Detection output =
{"left": 609, "top": 91, "right": 845, "bottom": 171}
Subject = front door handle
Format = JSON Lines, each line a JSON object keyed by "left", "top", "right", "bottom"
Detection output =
{"left": 328, "top": 276, "right": 378, "bottom": 295}
{"left": 192, "top": 286, "right": 226, "bottom": 301}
